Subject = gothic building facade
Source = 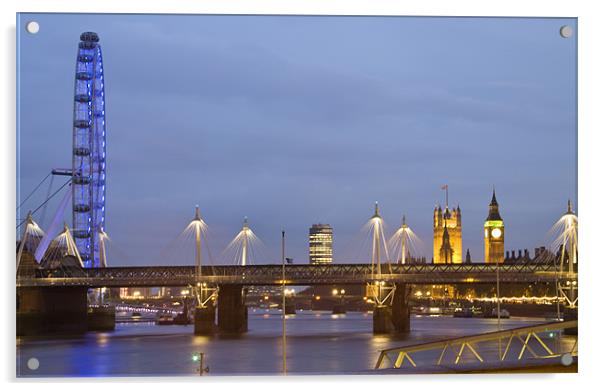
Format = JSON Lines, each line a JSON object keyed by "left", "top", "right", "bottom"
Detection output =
{"left": 433, "top": 204, "right": 462, "bottom": 264}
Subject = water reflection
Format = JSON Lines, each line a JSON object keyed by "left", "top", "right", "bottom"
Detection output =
{"left": 17, "top": 310, "right": 565, "bottom": 377}
{"left": 95, "top": 333, "right": 109, "bottom": 348}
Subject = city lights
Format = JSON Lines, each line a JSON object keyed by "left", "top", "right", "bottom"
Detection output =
{"left": 14, "top": 18, "right": 580, "bottom": 378}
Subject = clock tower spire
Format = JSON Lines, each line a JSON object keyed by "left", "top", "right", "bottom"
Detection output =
{"left": 484, "top": 188, "right": 504, "bottom": 263}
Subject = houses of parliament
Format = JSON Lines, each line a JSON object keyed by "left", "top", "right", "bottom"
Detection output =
{"left": 433, "top": 190, "right": 505, "bottom": 264}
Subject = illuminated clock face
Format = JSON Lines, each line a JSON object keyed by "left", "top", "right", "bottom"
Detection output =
{"left": 491, "top": 228, "right": 502, "bottom": 239}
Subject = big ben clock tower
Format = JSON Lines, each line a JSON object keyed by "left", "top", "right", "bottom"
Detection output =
{"left": 484, "top": 189, "right": 504, "bottom": 263}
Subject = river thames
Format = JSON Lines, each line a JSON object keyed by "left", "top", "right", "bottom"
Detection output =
{"left": 16, "top": 310, "right": 573, "bottom": 377}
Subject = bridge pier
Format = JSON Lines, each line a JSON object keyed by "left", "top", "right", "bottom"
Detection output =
{"left": 217, "top": 285, "right": 248, "bottom": 333}
{"left": 87, "top": 305, "right": 116, "bottom": 331}
{"left": 332, "top": 304, "right": 346, "bottom": 314}
{"left": 563, "top": 306, "right": 578, "bottom": 335}
{"left": 373, "top": 306, "right": 393, "bottom": 333}
{"left": 17, "top": 286, "right": 89, "bottom": 336}
{"left": 373, "top": 283, "right": 411, "bottom": 334}
{"left": 284, "top": 301, "right": 296, "bottom": 315}
{"left": 194, "top": 305, "right": 216, "bottom": 335}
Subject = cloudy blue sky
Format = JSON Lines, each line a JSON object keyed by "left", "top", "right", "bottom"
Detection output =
{"left": 17, "top": 14, "right": 577, "bottom": 266}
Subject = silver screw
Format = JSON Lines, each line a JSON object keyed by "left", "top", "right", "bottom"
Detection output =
{"left": 26, "top": 21, "right": 40, "bottom": 34}
{"left": 27, "top": 357, "right": 40, "bottom": 370}
{"left": 560, "top": 25, "right": 573, "bottom": 38}
{"left": 560, "top": 353, "right": 574, "bottom": 366}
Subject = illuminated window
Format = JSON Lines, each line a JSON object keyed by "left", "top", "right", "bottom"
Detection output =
{"left": 309, "top": 224, "right": 333, "bottom": 264}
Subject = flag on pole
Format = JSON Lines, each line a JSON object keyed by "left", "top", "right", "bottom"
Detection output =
{"left": 286, "top": 257, "right": 294, "bottom": 264}
{"left": 441, "top": 184, "right": 449, "bottom": 207}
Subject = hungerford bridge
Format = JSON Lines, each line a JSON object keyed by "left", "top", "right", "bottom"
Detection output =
{"left": 15, "top": 259, "right": 579, "bottom": 337}
{"left": 16, "top": 201, "right": 579, "bottom": 337}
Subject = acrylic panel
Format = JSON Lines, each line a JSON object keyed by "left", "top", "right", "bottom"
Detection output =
{"left": 16, "top": 13, "right": 577, "bottom": 377}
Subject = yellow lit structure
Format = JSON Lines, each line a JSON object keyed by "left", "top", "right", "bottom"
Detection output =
{"left": 375, "top": 320, "right": 577, "bottom": 370}
{"left": 484, "top": 190, "right": 505, "bottom": 263}
{"left": 433, "top": 205, "right": 462, "bottom": 264}
{"left": 309, "top": 224, "right": 333, "bottom": 264}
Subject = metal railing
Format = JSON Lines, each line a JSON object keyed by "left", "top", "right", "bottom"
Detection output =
{"left": 17, "top": 263, "right": 568, "bottom": 287}
{"left": 374, "top": 320, "right": 577, "bottom": 370}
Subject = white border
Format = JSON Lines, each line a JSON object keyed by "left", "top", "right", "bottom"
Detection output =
{"left": 2, "top": 1, "right": 600, "bottom": 389}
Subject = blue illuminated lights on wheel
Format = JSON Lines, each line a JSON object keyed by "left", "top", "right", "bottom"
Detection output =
{"left": 72, "top": 32, "right": 106, "bottom": 268}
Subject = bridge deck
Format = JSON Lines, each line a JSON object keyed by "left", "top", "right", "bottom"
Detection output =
{"left": 16, "top": 263, "right": 570, "bottom": 287}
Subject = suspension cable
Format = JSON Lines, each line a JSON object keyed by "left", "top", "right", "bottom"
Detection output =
{"left": 16, "top": 179, "right": 72, "bottom": 230}
{"left": 39, "top": 174, "right": 55, "bottom": 228}
{"left": 16, "top": 171, "right": 52, "bottom": 211}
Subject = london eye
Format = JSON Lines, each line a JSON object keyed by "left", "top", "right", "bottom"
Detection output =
{"left": 71, "top": 32, "right": 107, "bottom": 268}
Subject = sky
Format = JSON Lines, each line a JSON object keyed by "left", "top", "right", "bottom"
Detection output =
{"left": 17, "top": 14, "right": 577, "bottom": 266}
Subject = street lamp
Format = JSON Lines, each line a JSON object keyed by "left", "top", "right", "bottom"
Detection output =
{"left": 192, "top": 352, "right": 209, "bottom": 376}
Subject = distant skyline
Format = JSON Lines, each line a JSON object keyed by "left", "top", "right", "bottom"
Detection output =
{"left": 17, "top": 14, "right": 577, "bottom": 265}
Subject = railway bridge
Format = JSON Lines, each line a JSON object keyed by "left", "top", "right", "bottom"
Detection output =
{"left": 17, "top": 261, "right": 574, "bottom": 336}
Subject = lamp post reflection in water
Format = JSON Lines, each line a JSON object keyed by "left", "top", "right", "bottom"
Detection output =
{"left": 281, "top": 230, "right": 287, "bottom": 375}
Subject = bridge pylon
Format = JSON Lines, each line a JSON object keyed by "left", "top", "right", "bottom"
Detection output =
{"left": 192, "top": 282, "right": 218, "bottom": 335}
{"left": 183, "top": 205, "right": 218, "bottom": 334}
{"left": 551, "top": 200, "right": 578, "bottom": 335}
{"left": 185, "top": 205, "right": 218, "bottom": 306}
{"left": 16, "top": 211, "right": 45, "bottom": 272}
{"left": 556, "top": 200, "right": 578, "bottom": 309}
{"left": 362, "top": 202, "right": 409, "bottom": 334}
{"left": 366, "top": 202, "right": 395, "bottom": 306}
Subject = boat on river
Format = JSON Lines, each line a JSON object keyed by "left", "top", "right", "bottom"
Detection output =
{"left": 484, "top": 308, "right": 510, "bottom": 319}
{"left": 453, "top": 307, "right": 474, "bottom": 318}
{"left": 155, "top": 313, "right": 174, "bottom": 325}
